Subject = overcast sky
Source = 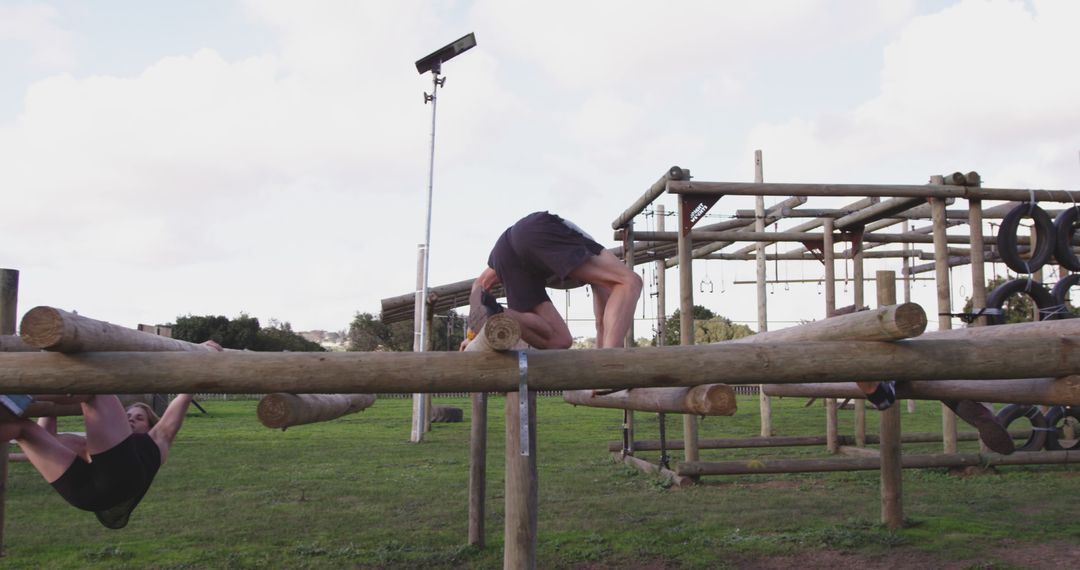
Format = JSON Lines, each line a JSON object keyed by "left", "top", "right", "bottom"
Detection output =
{"left": 3, "top": 0, "right": 1078, "bottom": 342}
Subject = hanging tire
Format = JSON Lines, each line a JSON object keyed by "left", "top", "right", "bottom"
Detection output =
{"left": 985, "top": 278, "right": 1060, "bottom": 325}
{"left": 430, "top": 406, "right": 463, "bottom": 423}
{"left": 994, "top": 404, "right": 1048, "bottom": 452}
{"left": 997, "top": 202, "right": 1055, "bottom": 274}
{"left": 1053, "top": 207, "right": 1080, "bottom": 271}
{"left": 1051, "top": 273, "right": 1080, "bottom": 311}
{"left": 1044, "top": 406, "right": 1080, "bottom": 451}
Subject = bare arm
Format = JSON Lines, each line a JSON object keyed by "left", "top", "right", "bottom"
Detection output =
{"left": 475, "top": 267, "right": 500, "bottom": 291}
{"left": 148, "top": 394, "right": 193, "bottom": 464}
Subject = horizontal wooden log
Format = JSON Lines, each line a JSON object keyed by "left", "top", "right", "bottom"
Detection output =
{"left": 667, "top": 180, "right": 1080, "bottom": 202}
{"left": 834, "top": 197, "right": 927, "bottom": 230}
{"left": 609, "top": 431, "right": 1025, "bottom": 452}
{"left": 256, "top": 393, "right": 376, "bottom": 429}
{"left": 611, "top": 166, "right": 688, "bottom": 230}
{"left": 628, "top": 230, "right": 1020, "bottom": 246}
{"left": 20, "top": 306, "right": 218, "bottom": 353}
{"left": 563, "top": 383, "right": 736, "bottom": 415}
{"left": 0, "top": 334, "right": 35, "bottom": 352}
{"left": 731, "top": 303, "right": 926, "bottom": 343}
{"left": 763, "top": 376, "right": 1080, "bottom": 406}
{"left": 24, "top": 401, "right": 85, "bottom": 417}
{"left": 2, "top": 334, "right": 1080, "bottom": 394}
{"left": 676, "top": 450, "right": 1080, "bottom": 476}
{"left": 613, "top": 452, "right": 695, "bottom": 487}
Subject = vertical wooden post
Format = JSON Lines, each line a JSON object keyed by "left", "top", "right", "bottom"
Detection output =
{"left": 655, "top": 205, "right": 667, "bottom": 348}
{"left": 468, "top": 391, "right": 487, "bottom": 547}
{"left": 423, "top": 306, "right": 434, "bottom": 434}
{"left": 877, "top": 270, "right": 903, "bottom": 530}
{"left": 0, "top": 268, "right": 18, "bottom": 556}
{"left": 504, "top": 390, "right": 537, "bottom": 570}
{"left": 853, "top": 231, "right": 866, "bottom": 447}
{"left": 623, "top": 221, "right": 635, "bottom": 451}
{"left": 411, "top": 245, "right": 428, "bottom": 443}
{"left": 968, "top": 199, "right": 991, "bottom": 451}
{"left": 823, "top": 221, "right": 839, "bottom": 453}
{"left": 754, "top": 150, "right": 773, "bottom": 437}
{"left": 931, "top": 194, "right": 959, "bottom": 453}
{"left": 678, "top": 196, "right": 699, "bottom": 462}
{"left": 902, "top": 220, "right": 915, "bottom": 414}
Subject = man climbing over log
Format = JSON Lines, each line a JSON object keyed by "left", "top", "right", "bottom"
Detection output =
{"left": 464, "top": 211, "right": 641, "bottom": 350}
{"left": 857, "top": 380, "right": 1015, "bottom": 455}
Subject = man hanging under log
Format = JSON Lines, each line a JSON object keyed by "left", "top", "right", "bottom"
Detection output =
{"left": 0, "top": 341, "right": 223, "bottom": 528}
{"left": 464, "top": 211, "right": 641, "bottom": 350}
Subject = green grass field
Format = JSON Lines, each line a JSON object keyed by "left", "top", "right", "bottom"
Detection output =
{"left": 3, "top": 396, "right": 1078, "bottom": 569}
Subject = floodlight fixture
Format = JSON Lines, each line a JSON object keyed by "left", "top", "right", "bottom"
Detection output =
{"left": 415, "top": 33, "right": 477, "bottom": 75}
{"left": 413, "top": 32, "right": 477, "bottom": 365}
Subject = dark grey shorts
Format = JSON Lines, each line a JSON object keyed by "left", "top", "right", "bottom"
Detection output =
{"left": 487, "top": 212, "right": 603, "bottom": 312}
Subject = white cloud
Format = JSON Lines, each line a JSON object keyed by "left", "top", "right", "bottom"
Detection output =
{"left": 0, "top": 2, "right": 74, "bottom": 68}
{"left": 746, "top": 0, "right": 1080, "bottom": 187}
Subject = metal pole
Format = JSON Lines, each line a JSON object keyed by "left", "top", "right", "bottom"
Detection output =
{"left": 418, "top": 63, "right": 443, "bottom": 355}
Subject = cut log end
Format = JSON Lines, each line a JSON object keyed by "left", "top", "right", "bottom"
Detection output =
{"left": 893, "top": 302, "right": 928, "bottom": 337}
{"left": 686, "top": 384, "right": 737, "bottom": 416}
{"left": 19, "top": 306, "right": 66, "bottom": 349}
{"left": 256, "top": 393, "right": 291, "bottom": 428}
{"left": 483, "top": 314, "right": 522, "bottom": 352}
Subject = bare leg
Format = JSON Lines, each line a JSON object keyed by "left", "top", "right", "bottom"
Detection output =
{"left": 505, "top": 301, "right": 573, "bottom": 349}
{"left": 81, "top": 395, "right": 131, "bottom": 455}
{"left": 1, "top": 420, "right": 77, "bottom": 483}
{"left": 568, "top": 250, "right": 642, "bottom": 350}
{"left": 590, "top": 284, "right": 612, "bottom": 348}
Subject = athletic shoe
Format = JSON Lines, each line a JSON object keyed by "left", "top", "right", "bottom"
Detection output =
{"left": 865, "top": 381, "right": 897, "bottom": 411}
{"left": 947, "top": 400, "right": 1016, "bottom": 455}
{"left": 0, "top": 394, "right": 33, "bottom": 418}
{"left": 466, "top": 288, "right": 505, "bottom": 339}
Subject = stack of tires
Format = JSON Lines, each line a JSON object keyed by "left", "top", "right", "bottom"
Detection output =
{"left": 988, "top": 203, "right": 1080, "bottom": 323}
{"left": 994, "top": 404, "right": 1080, "bottom": 452}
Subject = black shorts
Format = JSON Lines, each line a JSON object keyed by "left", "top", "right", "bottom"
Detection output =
{"left": 487, "top": 211, "right": 604, "bottom": 312}
{"left": 50, "top": 433, "right": 162, "bottom": 529}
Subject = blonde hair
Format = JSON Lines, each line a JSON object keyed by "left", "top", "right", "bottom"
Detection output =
{"left": 126, "top": 402, "right": 160, "bottom": 427}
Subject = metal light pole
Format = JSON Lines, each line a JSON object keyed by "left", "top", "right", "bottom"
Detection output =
{"left": 411, "top": 33, "right": 476, "bottom": 442}
{"left": 414, "top": 33, "right": 477, "bottom": 356}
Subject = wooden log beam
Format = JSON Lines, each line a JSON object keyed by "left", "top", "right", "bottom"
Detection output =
{"left": 667, "top": 180, "right": 1080, "bottom": 202}
{"left": 607, "top": 431, "right": 1024, "bottom": 452}
{"left": 611, "top": 166, "right": 688, "bottom": 230}
{"left": 0, "top": 335, "right": 35, "bottom": 352}
{"left": 256, "top": 393, "right": 376, "bottom": 429}
{"left": 763, "top": 376, "right": 1080, "bottom": 406}
{"left": 20, "top": 306, "right": 219, "bottom": 353}
{"left": 4, "top": 334, "right": 1080, "bottom": 393}
{"left": 676, "top": 450, "right": 1080, "bottom": 477}
{"left": 729, "top": 303, "right": 926, "bottom": 343}
{"left": 834, "top": 197, "right": 927, "bottom": 230}
{"left": 613, "top": 452, "right": 695, "bottom": 487}
{"left": 562, "top": 384, "right": 736, "bottom": 416}
{"left": 627, "top": 230, "right": 1023, "bottom": 246}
